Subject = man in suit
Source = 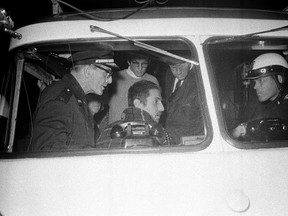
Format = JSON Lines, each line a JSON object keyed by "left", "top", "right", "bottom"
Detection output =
{"left": 163, "top": 52, "right": 204, "bottom": 145}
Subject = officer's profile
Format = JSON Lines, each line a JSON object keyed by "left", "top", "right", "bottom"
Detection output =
{"left": 29, "top": 49, "right": 119, "bottom": 151}
{"left": 232, "top": 53, "right": 288, "bottom": 141}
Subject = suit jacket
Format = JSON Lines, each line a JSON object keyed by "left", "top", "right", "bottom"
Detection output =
{"left": 164, "top": 67, "right": 204, "bottom": 144}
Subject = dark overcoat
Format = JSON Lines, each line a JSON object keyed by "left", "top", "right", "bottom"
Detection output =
{"left": 164, "top": 67, "right": 204, "bottom": 144}
{"left": 30, "top": 74, "right": 95, "bottom": 151}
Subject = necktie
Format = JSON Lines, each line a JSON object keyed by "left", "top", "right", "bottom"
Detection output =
{"left": 173, "top": 79, "right": 181, "bottom": 93}
{"left": 169, "top": 79, "right": 181, "bottom": 101}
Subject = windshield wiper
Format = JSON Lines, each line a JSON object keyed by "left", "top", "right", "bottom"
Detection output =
{"left": 90, "top": 25, "right": 199, "bottom": 66}
{"left": 203, "top": 25, "right": 288, "bottom": 45}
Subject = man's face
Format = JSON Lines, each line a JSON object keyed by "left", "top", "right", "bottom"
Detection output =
{"left": 137, "top": 89, "right": 164, "bottom": 123}
{"left": 88, "top": 101, "right": 101, "bottom": 116}
{"left": 128, "top": 58, "right": 149, "bottom": 77}
{"left": 88, "top": 64, "right": 112, "bottom": 95}
{"left": 253, "top": 76, "right": 279, "bottom": 102}
{"left": 169, "top": 62, "right": 191, "bottom": 80}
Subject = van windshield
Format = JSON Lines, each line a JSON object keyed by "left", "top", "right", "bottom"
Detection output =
{"left": 1, "top": 38, "right": 208, "bottom": 153}
{"left": 206, "top": 37, "right": 288, "bottom": 148}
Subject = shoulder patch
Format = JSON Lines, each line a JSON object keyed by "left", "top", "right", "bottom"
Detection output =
{"left": 55, "top": 88, "right": 72, "bottom": 104}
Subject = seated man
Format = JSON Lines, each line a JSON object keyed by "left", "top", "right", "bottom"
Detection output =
{"left": 232, "top": 53, "right": 288, "bottom": 140}
{"left": 96, "top": 80, "right": 170, "bottom": 148}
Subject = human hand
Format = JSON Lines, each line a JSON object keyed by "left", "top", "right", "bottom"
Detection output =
{"left": 37, "top": 75, "right": 60, "bottom": 92}
{"left": 37, "top": 80, "right": 47, "bottom": 92}
{"left": 232, "top": 123, "right": 247, "bottom": 138}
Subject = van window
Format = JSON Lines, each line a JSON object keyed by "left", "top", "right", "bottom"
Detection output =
{"left": 2, "top": 38, "right": 209, "bottom": 154}
{"left": 206, "top": 37, "right": 288, "bottom": 148}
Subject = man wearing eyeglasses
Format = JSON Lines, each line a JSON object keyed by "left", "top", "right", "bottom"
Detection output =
{"left": 108, "top": 51, "right": 159, "bottom": 124}
{"left": 29, "top": 49, "right": 118, "bottom": 151}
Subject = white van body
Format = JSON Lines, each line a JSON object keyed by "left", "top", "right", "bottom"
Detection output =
{"left": 1, "top": 7, "right": 288, "bottom": 216}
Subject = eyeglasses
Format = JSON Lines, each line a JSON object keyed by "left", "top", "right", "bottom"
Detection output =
{"left": 131, "top": 61, "right": 148, "bottom": 68}
{"left": 90, "top": 64, "right": 113, "bottom": 79}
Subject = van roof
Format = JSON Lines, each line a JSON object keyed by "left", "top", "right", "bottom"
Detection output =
{"left": 37, "top": 7, "right": 288, "bottom": 23}
{"left": 9, "top": 7, "right": 288, "bottom": 52}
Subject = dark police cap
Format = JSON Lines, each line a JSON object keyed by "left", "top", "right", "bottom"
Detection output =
{"left": 69, "top": 50, "right": 119, "bottom": 70}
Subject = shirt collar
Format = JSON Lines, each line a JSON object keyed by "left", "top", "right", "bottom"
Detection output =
{"left": 126, "top": 67, "right": 142, "bottom": 79}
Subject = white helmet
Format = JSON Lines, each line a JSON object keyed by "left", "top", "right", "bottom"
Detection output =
{"left": 245, "top": 53, "right": 288, "bottom": 79}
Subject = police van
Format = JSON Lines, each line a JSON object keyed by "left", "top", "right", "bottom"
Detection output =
{"left": 0, "top": 4, "right": 288, "bottom": 216}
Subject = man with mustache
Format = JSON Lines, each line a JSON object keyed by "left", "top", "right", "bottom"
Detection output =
{"left": 97, "top": 80, "right": 170, "bottom": 148}
{"left": 232, "top": 53, "right": 288, "bottom": 139}
{"left": 30, "top": 49, "right": 118, "bottom": 151}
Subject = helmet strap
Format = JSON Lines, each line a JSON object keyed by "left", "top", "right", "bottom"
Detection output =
{"left": 272, "top": 75, "right": 282, "bottom": 91}
{"left": 272, "top": 75, "right": 288, "bottom": 104}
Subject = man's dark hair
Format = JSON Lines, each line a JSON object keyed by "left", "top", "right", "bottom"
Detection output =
{"left": 128, "top": 80, "right": 160, "bottom": 106}
{"left": 126, "top": 51, "right": 149, "bottom": 62}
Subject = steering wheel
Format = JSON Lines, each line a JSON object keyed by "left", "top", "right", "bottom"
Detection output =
{"left": 245, "top": 118, "right": 288, "bottom": 141}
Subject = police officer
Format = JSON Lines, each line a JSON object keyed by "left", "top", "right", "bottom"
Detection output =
{"left": 29, "top": 49, "right": 118, "bottom": 151}
{"left": 232, "top": 53, "right": 288, "bottom": 139}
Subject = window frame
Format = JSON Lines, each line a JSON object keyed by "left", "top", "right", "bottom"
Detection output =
{"left": 204, "top": 36, "right": 288, "bottom": 149}
{"left": 1, "top": 36, "right": 212, "bottom": 158}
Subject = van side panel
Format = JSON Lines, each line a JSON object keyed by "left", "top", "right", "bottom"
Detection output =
{"left": 1, "top": 148, "right": 288, "bottom": 215}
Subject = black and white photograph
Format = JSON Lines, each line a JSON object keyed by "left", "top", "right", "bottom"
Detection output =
{"left": 0, "top": 0, "right": 288, "bottom": 215}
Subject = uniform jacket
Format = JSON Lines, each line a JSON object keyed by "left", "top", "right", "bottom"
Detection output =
{"left": 30, "top": 74, "right": 95, "bottom": 151}
{"left": 164, "top": 67, "right": 204, "bottom": 145}
{"left": 247, "top": 98, "right": 288, "bottom": 122}
{"left": 239, "top": 88, "right": 288, "bottom": 141}
{"left": 242, "top": 85, "right": 288, "bottom": 122}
